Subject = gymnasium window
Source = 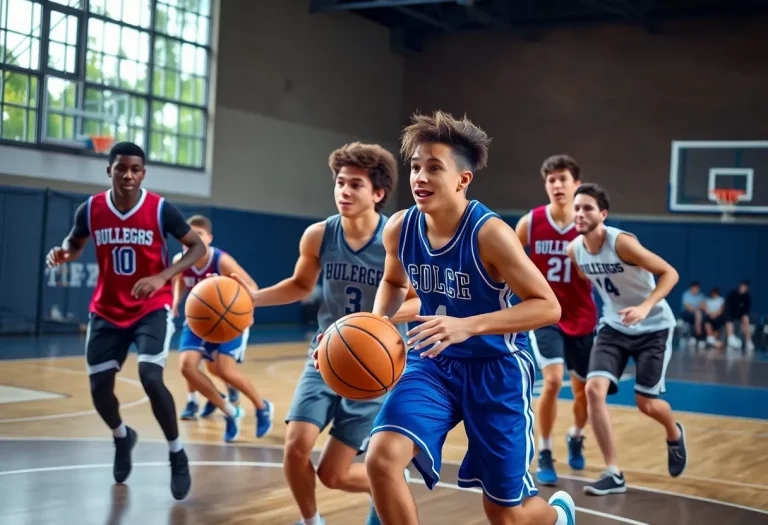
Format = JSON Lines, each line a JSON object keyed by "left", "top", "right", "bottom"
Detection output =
{"left": 0, "top": 0, "right": 213, "bottom": 169}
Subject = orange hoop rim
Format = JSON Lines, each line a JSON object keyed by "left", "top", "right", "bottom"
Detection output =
{"left": 89, "top": 135, "right": 114, "bottom": 153}
{"left": 711, "top": 188, "right": 745, "bottom": 205}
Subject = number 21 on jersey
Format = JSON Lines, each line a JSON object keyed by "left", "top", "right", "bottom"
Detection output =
{"left": 546, "top": 256, "right": 572, "bottom": 283}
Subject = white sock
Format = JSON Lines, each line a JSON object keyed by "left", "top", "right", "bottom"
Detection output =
{"left": 112, "top": 423, "right": 127, "bottom": 439}
{"left": 554, "top": 505, "right": 568, "bottom": 525}
{"left": 569, "top": 426, "right": 584, "bottom": 438}
{"left": 539, "top": 437, "right": 553, "bottom": 451}
{"left": 223, "top": 401, "right": 237, "bottom": 418}
{"left": 188, "top": 393, "right": 198, "bottom": 402}
{"left": 168, "top": 438, "right": 183, "bottom": 453}
{"left": 606, "top": 464, "right": 621, "bottom": 475}
{"left": 303, "top": 512, "right": 321, "bottom": 525}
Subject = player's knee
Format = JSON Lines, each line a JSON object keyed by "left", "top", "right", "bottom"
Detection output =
{"left": 138, "top": 362, "right": 165, "bottom": 394}
{"left": 179, "top": 356, "right": 197, "bottom": 379}
{"left": 89, "top": 369, "right": 116, "bottom": 397}
{"left": 542, "top": 372, "right": 563, "bottom": 393}
{"left": 283, "top": 431, "right": 314, "bottom": 465}
{"left": 635, "top": 394, "right": 656, "bottom": 416}
{"left": 585, "top": 379, "right": 608, "bottom": 404}
{"left": 365, "top": 433, "right": 411, "bottom": 480}
{"left": 316, "top": 461, "right": 345, "bottom": 489}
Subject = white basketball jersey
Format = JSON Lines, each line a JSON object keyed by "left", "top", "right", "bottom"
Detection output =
{"left": 572, "top": 226, "right": 675, "bottom": 335}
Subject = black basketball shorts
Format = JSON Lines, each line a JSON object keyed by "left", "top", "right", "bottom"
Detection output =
{"left": 529, "top": 324, "right": 594, "bottom": 381}
{"left": 587, "top": 324, "right": 673, "bottom": 398}
{"left": 85, "top": 306, "right": 175, "bottom": 376}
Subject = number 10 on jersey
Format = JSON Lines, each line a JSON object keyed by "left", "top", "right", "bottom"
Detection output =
{"left": 112, "top": 246, "right": 136, "bottom": 276}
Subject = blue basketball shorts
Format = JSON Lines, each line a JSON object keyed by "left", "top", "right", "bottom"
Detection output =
{"left": 178, "top": 322, "right": 249, "bottom": 363}
{"left": 370, "top": 351, "right": 538, "bottom": 507}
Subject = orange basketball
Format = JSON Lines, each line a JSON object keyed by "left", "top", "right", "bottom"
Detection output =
{"left": 185, "top": 276, "right": 253, "bottom": 344}
{"left": 317, "top": 312, "right": 407, "bottom": 400}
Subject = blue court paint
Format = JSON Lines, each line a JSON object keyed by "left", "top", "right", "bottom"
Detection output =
{"left": 553, "top": 376, "right": 768, "bottom": 420}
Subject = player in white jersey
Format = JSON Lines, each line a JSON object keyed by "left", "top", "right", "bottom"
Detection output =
{"left": 567, "top": 183, "right": 688, "bottom": 496}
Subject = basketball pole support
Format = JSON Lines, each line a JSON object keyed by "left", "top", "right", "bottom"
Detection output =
{"left": 34, "top": 189, "right": 51, "bottom": 337}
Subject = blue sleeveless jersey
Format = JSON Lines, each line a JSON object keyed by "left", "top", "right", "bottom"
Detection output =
{"left": 398, "top": 200, "right": 528, "bottom": 359}
{"left": 180, "top": 246, "right": 224, "bottom": 291}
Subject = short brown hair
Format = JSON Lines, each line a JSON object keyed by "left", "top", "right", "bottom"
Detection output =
{"left": 187, "top": 214, "right": 212, "bottom": 234}
{"left": 400, "top": 110, "right": 491, "bottom": 172}
{"left": 328, "top": 142, "right": 398, "bottom": 212}
{"left": 540, "top": 154, "right": 581, "bottom": 181}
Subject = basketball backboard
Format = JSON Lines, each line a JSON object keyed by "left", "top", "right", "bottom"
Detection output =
{"left": 668, "top": 141, "right": 768, "bottom": 215}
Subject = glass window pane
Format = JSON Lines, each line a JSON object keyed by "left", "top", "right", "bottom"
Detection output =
{"left": 164, "top": 68, "right": 179, "bottom": 100}
{"left": 87, "top": 18, "right": 104, "bottom": 53}
{"left": 149, "top": 132, "right": 177, "bottom": 163}
{"left": 50, "top": 0, "right": 84, "bottom": 8}
{"left": 26, "top": 108, "right": 36, "bottom": 141}
{"left": 152, "top": 67, "right": 164, "bottom": 97}
{"left": 178, "top": 136, "right": 202, "bottom": 167}
{"left": 180, "top": 43, "right": 196, "bottom": 74}
{"left": 6, "top": 0, "right": 33, "bottom": 33}
{"left": 103, "top": 22, "right": 120, "bottom": 55}
{"left": 65, "top": 45, "right": 76, "bottom": 73}
{"left": 122, "top": 0, "right": 151, "bottom": 28}
{"left": 4, "top": 32, "right": 37, "bottom": 69}
{"left": 67, "top": 15, "right": 78, "bottom": 44}
{"left": 46, "top": 76, "right": 78, "bottom": 110}
{"left": 195, "top": 47, "right": 206, "bottom": 76}
{"left": 2, "top": 70, "right": 31, "bottom": 105}
{"left": 138, "top": 31, "right": 150, "bottom": 63}
{"left": 104, "top": 0, "right": 123, "bottom": 21}
{"left": 89, "top": 0, "right": 107, "bottom": 16}
{"left": 2, "top": 105, "right": 27, "bottom": 140}
{"left": 194, "top": 76, "right": 205, "bottom": 105}
{"left": 85, "top": 51, "right": 102, "bottom": 82}
{"left": 120, "top": 26, "right": 139, "bottom": 60}
{"left": 29, "top": 75, "right": 37, "bottom": 105}
{"left": 47, "top": 41, "right": 66, "bottom": 71}
{"left": 46, "top": 112, "right": 63, "bottom": 138}
{"left": 179, "top": 75, "right": 194, "bottom": 104}
{"left": 50, "top": 11, "right": 67, "bottom": 43}
{"left": 151, "top": 101, "right": 178, "bottom": 131}
{"left": 182, "top": 11, "right": 197, "bottom": 43}
{"left": 178, "top": 106, "right": 202, "bottom": 136}
{"left": 102, "top": 55, "right": 118, "bottom": 85}
{"left": 197, "top": 16, "right": 209, "bottom": 46}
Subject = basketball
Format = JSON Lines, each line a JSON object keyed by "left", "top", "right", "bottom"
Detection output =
{"left": 185, "top": 276, "right": 254, "bottom": 344}
{"left": 317, "top": 312, "right": 406, "bottom": 400}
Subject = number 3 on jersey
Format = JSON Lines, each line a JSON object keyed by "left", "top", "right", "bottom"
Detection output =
{"left": 546, "top": 256, "right": 572, "bottom": 283}
{"left": 112, "top": 246, "right": 136, "bottom": 276}
{"left": 344, "top": 285, "right": 362, "bottom": 314}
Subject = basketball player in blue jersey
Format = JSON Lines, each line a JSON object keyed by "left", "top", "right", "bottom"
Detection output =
{"left": 232, "top": 142, "right": 419, "bottom": 525}
{"left": 173, "top": 215, "right": 274, "bottom": 443}
{"left": 362, "top": 110, "right": 577, "bottom": 525}
{"left": 567, "top": 183, "right": 688, "bottom": 495}
{"left": 174, "top": 216, "right": 241, "bottom": 421}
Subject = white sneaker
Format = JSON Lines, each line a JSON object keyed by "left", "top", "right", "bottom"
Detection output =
{"left": 727, "top": 335, "right": 743, "bottom": 349}
{"left": 706, "top": 335, "right": 717, "bottom": 346}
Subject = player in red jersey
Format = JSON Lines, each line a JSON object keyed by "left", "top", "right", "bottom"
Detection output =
{"left": 45, "top": 142, "right": 206, "bottom": 500}
{"left": 516, "top": 154, "right": 598, "bottom": 486}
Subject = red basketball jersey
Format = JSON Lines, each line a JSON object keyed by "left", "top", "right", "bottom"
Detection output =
{"left": 528, "top": 205, "right": 597, "bottom": 336}
{"left": 88, "top": 189, "right": 172, "bottom": 327}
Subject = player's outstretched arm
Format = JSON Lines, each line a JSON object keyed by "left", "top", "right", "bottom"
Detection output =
{"left": 473, "top": 217, "right": 561, "bottom": 334}
{"left": 614, "top": 233, "right": 679, "bottom": 325}
{"left": 372, "top": 210, "right": 411, "bottom": 320}
{"left": 514, "top": 211, "right": 531, "bottom": 247}
{"left": 46, "top": 202, "right": 90, "bottom": 267}
{"left": 233, "top": 222, "right": 323, "bottom": 307}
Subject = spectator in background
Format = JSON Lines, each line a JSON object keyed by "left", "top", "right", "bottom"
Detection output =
{"left": 681, "top": 281, "right": 706, "bottom": 348}
{"left": 703, "top": 287, "right": 725, "bottom": 348}
{"left": 725, "top": 280, "right": 754, "bottom": 352}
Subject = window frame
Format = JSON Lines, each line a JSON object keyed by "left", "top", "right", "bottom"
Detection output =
{"left": 0, "top": 0, "right": 213, "bottom": 171}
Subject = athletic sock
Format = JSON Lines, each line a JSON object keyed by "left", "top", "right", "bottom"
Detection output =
{"left": 539, "top": 437, "right": 553, "bottom": 451}
{"left": 303, "top": 512, "right": 322, "bottom": 525}
{"left": 112, "top": 423, "right": 127, "bottom": 439}
{"left": 168, "top": 438, "right": 183, "bottom": 453}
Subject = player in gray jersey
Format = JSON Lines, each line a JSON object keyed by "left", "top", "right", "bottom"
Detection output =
{"left": 567, "top": 183, "right": 688, "bottom": 496}
{"left": 232, "top": 143, "right": 419, "bottom": 525}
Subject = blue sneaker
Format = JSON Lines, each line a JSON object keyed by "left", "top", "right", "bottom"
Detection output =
{"left": 549, "top": 490, "right": 576, "bottom": 525}
{"left": 567, "top": 435, "right": 585, "bottom": 470}
{"left": 200, "top": 392, "right": 225, "bottom": 418}
{"left": 536, "top": 449, "right": 558, "bottom": 486}
{"left": 256, "top": 400, "right": 274, "bottom": 438}
{"left": 180, "top": 401, "right": 198, "bottom": 420}
{"left": 224, "top": 406, "right": 245, "bottom": 443}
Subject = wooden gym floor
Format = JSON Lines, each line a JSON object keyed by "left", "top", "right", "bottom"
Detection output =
{"left": 1, "top": 332, "right": 767, "bottom": 524}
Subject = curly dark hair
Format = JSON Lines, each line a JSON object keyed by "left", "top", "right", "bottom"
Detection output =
{"left": 328, "top": 142, "right": 398, "bottom": 212}
{"left": 400, "top": 110, "right": 491, "bottom": 172}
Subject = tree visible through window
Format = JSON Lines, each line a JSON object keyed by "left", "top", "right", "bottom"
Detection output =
{"left": 0, "top": 0, "right": 212, "bottom": 169}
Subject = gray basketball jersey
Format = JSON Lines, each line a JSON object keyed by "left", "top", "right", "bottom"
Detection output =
{"left": 309, "top": 214, "right": 408, "bottom": 354}
{"left": 572, "top": 226, "right": 675, "bottom": 336}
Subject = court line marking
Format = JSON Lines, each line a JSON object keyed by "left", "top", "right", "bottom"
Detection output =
{"left": 0, "top": 460, "right": 643, "bottom": 524}
{"left": 0, "top": 365, "right": 148, "bottom": 424}
{"left": 1, "top": 437, "right": 766, "bottom": 515}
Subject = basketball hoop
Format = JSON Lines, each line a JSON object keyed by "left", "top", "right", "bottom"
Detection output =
{"left": 711, "top": 188, "right": 744, "bottom": 223}
{"left": 86, "top": 135, "right": 115, "bottom": 153}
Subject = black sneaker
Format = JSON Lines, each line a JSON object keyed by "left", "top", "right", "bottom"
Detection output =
{"left": 113, "top": 427, "right": 138, "bottom": 483}
{"left": 583, "top": 470, "right": 627, "bottom": 495}
{"left": 667, "top": 421, "right": 688, "bottom": 477}
{"left": 169, "top": 449, "right": 191, "bottom": 500}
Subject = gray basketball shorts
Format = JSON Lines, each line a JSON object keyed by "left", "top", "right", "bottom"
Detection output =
{"left": 286, "top": 358, "right": 388, "bottom": 452}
